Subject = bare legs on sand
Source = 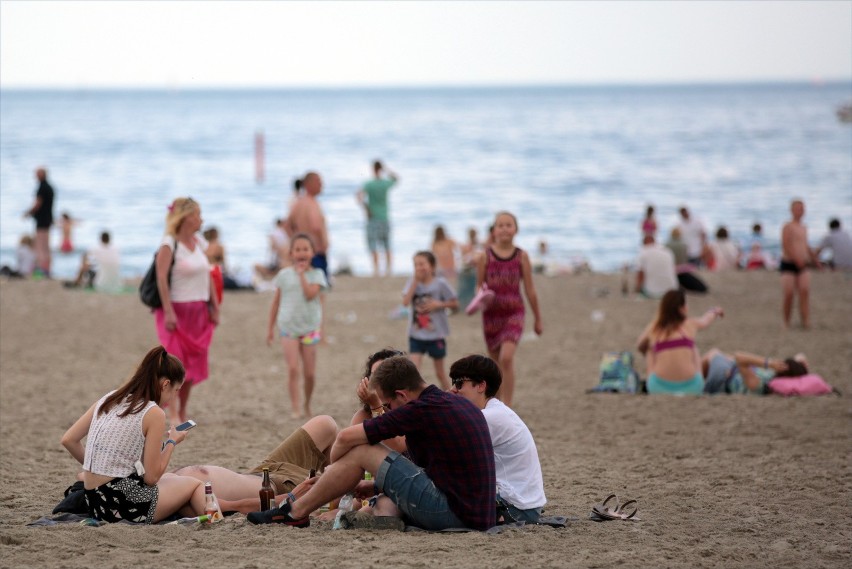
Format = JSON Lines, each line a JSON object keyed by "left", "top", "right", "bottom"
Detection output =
{"left": 781, "top": 271, "right": 810, "bottom": 329}
{"left": 489, "top": 341, "right": 518, "bottom": 407}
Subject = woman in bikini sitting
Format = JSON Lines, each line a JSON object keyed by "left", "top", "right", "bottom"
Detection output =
{"left": 636, "top": 289, "right": 724, "bottom": 395}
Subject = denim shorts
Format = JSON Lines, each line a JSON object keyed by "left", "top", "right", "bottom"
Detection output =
{"left": 408, "top": 337, "right": 446, "bottom": 359}
{"left": 376, "top": 451, "right": 465, "bottom": 531}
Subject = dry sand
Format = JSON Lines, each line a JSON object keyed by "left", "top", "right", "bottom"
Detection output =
{"left": 1, "top": 270, "right": 850, "bottom": 568}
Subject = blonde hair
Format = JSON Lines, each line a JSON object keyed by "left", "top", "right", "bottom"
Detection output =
{"left": 165, "top": 197, "right": 199, "bottom": 236}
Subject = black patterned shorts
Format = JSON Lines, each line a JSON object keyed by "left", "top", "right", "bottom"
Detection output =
{"left": 84, "top": 473, "right": 159, "bottom": 524}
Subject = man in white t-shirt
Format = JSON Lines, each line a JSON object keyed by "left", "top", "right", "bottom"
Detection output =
{"left": 67, "top": 231, "right": 121, "bottom": 292}
{"left": 449, "top": 354, "right": 546, "bottom": 524}
{"left": 636, "top": 235, "right": 678, "bottom": 298}
{"left": 678, "top": 206, "right": 707, "bottom": 266}
{"left": 815, "top": 218, "right": 852, "bottom": 270}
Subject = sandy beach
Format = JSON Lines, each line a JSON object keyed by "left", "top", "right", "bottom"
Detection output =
{"left": 1, "top": 269, "right": 850, "bottom": 568}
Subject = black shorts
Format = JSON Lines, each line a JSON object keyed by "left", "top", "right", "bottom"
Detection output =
{"left": 779, "top": 260, "right": 803, "bottom": 275}
{"left": 84, "top": 473, "right": 159, "bottom": 524}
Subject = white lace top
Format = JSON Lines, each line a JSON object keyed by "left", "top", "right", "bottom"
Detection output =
{"left": 83, "top": 391, "right": 157, "bottom": 478}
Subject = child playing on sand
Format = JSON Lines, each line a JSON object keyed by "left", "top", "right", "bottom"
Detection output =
{"left": 267, "top": 233, "right": 329, "bottom": 418}
{"left": 402, "top": 251, "right": 459, "bottom": 390}
{"left": 476, "top": 211, "right": 542, "bottom": 406}
{"left": 59, "top": 212, "right": 78, "bottom": 253}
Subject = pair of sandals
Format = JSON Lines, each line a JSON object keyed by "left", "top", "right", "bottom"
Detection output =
{"left": 590, "top": 494, "right": 639, "bottom": 521}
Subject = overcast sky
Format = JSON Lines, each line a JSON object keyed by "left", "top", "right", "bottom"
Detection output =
{"left": 1, "top": 1, "right": 850, "bottom": 88}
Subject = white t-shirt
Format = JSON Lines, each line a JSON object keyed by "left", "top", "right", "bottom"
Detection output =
{"left": 819, "top": 229, "right": 852, "bottom": 268}
{"left": 637, "top": 244, "right": 678, "bottom": 298}
{"left": 17, "top": 245, "right": 35, "bottom": 275}
{"left": 90, "top": 243, "right": 122, "bottom": 293}
{"left": 161, "top": 235, "right": 210, "bottom": 303}
{"left": 678, "top": 218, "right": 706, "bottom": 259}
{"left": 709, "top": 240, "right": 740, "bottom": 271}
{"left": 482, "top": 398, "right": 546, "bottom": 510}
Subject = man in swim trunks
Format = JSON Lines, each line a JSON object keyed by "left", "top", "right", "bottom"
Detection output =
{"left": 780, "top": 199, "right": 817, "bottom": 329}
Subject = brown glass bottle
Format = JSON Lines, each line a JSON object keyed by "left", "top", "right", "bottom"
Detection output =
{"left": 259, "top": 467, "right": 275, "bottom": 511}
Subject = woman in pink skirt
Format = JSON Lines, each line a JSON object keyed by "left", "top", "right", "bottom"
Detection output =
{"left": 154, "top": 197, "right": 219, "bottom": 424}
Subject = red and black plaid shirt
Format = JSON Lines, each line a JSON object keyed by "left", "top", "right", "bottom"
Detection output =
{"left": 364, "top": 385, "right": 496, "bottom": 530}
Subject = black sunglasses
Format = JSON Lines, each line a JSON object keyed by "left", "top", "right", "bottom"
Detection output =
{"left": 451, "top": 378, "right": 475, "bottom": 389}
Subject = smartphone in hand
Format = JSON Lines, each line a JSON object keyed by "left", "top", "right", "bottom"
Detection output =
{"left": 176, "top": 420, "right": 197, "bottom": 431}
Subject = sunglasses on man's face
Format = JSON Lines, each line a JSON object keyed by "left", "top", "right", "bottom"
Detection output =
{"left": 451, "top": 378, "right": 475, "bottom": 389}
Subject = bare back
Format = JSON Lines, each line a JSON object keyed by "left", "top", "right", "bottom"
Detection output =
{"left": 646, "top": 322, "right": 701, "bottom": 381}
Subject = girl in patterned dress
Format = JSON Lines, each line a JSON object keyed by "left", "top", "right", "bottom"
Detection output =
{"left": 61, "top": 346, "right": 207, "bottom": 523}
{"left": 475, "top": 212, "right": 543, "bottom": 407}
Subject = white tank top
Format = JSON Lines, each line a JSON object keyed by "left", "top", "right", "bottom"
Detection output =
{"left": 83, "top": 391, "right": 157, "bottom": 478}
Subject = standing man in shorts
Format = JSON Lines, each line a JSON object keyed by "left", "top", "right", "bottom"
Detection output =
{"left": 248, "top": 356, "right": 496, "bottom": 530}
{"left": 357, "top": 160, "right": 398, "bottom": 277}
{"left": 24, "top": 167, "right": 55, "bottom": 277}
{"left": 780, "top": 199, "right": 817, "bottom": 329}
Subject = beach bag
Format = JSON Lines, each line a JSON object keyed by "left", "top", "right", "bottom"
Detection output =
{"left": 767, "top": 374, "right": 835, "bottom": 397}
{"left": 139, "top": 240, "right": 175, "bottom": 309}
{"left": 589, "top": 351, "right": 640, "bottom": 393}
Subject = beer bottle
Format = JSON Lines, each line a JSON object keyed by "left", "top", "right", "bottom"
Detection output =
{"left": 259, "top": 468, "right": 275, "bottom": 511}
{"left": 204, "top": 481, "right": 222, "bottom": 522}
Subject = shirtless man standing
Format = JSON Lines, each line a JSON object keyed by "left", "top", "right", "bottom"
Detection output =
{"left": 780, "top": 199, "right": 816, "bottom": 329}
{"left": 287, "top": 172, "right": 329, "bottom": 281}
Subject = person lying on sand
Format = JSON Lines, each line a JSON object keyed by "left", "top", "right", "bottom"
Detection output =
{"left": 701, "top": 349, "right": 809, "bottom": 395}
{"left": 172, "top": 415, "right": 336, "bottom": 513}
{"left": 180, "top": 349, "right": 408, "bottom": 518}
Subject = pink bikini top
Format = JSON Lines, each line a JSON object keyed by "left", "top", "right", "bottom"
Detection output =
{"left": 653, "top": 331, "right": 695, "bottom": 354}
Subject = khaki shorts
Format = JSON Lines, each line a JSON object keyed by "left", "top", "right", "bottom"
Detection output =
{"left": 246, "top": 428, "right": 330, "bottom": 494}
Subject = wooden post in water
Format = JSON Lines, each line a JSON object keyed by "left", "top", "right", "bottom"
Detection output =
{"left": 255, "top": 130, "right": 265, "bottom": 184}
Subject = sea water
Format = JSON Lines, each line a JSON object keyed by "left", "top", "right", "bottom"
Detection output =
{"left": 1, "top": 83, "right": 850, "bottom": 279}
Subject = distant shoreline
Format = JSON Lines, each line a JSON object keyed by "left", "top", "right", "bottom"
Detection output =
{"left": 3, "top": 79, "right": 851, "bottom": 93}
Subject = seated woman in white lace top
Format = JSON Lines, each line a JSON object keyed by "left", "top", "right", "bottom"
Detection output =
{"left": 61, "top": 346, "right": 207, "bottom": 523}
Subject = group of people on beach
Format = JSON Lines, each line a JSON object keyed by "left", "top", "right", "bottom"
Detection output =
{"left": 31, "top": 157, "right": 840, "bottom": 528}
{"left": 56, "top": 160, "right": 549, "bottom": 530}
{"left": 636, "top": 199, "right": 851, "bottom": 330}
{"left": 62, "top": 346, "right": 546, "bottom": 530}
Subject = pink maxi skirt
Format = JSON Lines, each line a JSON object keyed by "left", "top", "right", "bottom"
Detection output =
{"left": 154, "top": 301, "right": 216, "bottom": 385}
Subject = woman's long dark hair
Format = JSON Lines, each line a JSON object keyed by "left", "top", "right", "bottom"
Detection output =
{"left": 99, "top": 346, "right": 185, "bottom": 418}
{"left": 653, "top": 289, "right": 686, "bottom": 335}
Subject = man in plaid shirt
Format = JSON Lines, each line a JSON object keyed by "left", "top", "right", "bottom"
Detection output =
{"left": 249, "top": 356, "right": 496, "bottom": 530}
